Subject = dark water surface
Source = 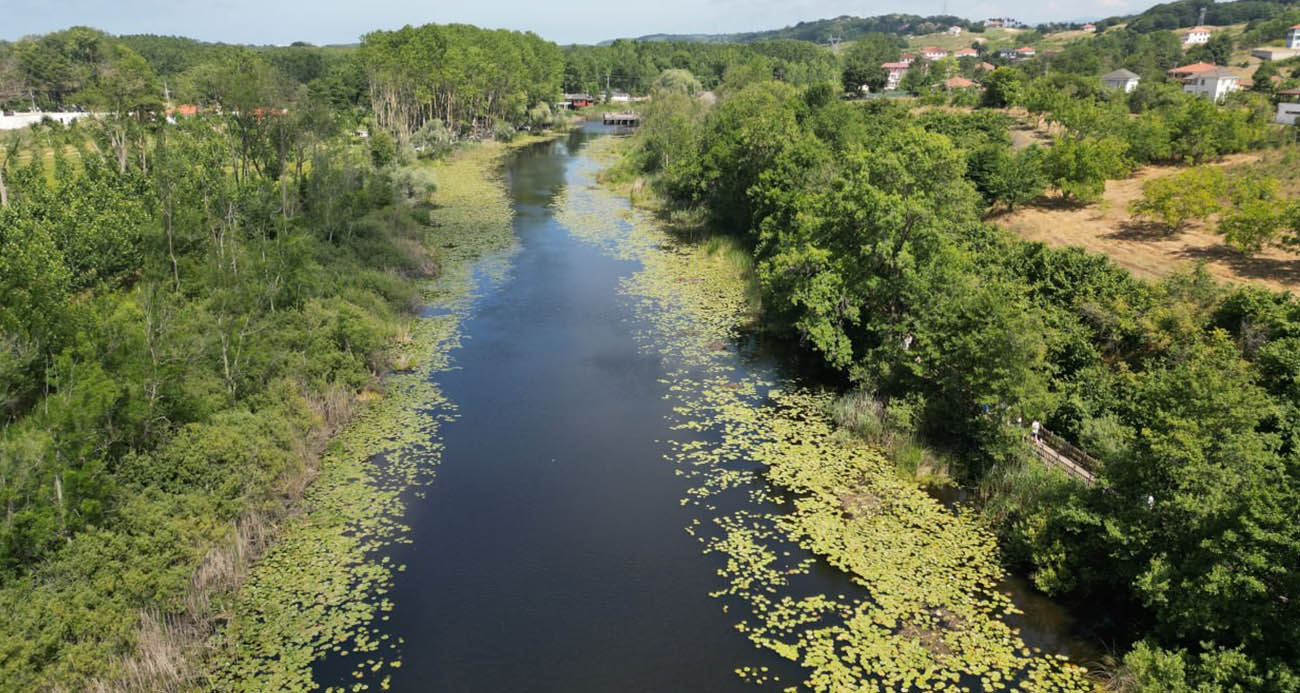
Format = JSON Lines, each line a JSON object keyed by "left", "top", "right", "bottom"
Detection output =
{"left": 319, "top": 129, "right": 1100, "bottom": 691}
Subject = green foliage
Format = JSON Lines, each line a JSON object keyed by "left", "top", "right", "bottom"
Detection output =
{"left": 620, "top": 66, "right": 1300, "bottom": 688}
{"left": 359, "top": 23, "right": 563, "bottom": 139}
{"left": 652, "top": 68, "right": 702, "bottom": 95}
{"left": 981, "top": 67, "right": 1024, "bottom": 108}
{"left": 1042, "top": 134, "right": 1130, "bottom": 202}
{"left": 967, "top": 143, "right": 1047, "bottom": 210}
{"left": 1218, "top": 173, "right": 1288, "bottom": 253}
{"left": 840, "top": 33, "right": 902, "bottom": 93}
{"left": 1129, "top": 165, "right": 1226, "bottom": 231}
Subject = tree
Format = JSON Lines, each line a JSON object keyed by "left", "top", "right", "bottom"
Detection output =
{"left": 840, "top": 33, "right": 900, "bottom": 93}
{"left": 1129, "top": 166, "right": 1226, "bottom": 231}
{"left": 1217, "top": 175, "right": 1287, "bottom": 254}
{"left": 652, "top": 68, "right": 702, "bottom": 96}
{"left": 1042, "top": 135, "right": 1129, "bottom": 203}
{"left": 968, "top": 143, "right": 1047, "bottom": 210}
{"left": 981, "top": 67, "right": 1023, "bottom": 108}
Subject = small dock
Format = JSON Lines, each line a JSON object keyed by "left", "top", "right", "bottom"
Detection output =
{"left": 603, "top": 112, "right": 640, "bottom": 127}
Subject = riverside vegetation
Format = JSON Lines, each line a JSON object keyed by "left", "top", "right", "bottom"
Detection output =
{"left": 611, "top": 65, "right": 1300, "bottom": 690}
{"left": 0, "top": 24, "right": 561, "bottom": 690}
{"left": 3, "top": 3, "right": 1300, "bottom": 690}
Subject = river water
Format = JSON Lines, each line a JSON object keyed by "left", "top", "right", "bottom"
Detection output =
{"left": 318, "top": 127, "right": 1100, "bottom": 691}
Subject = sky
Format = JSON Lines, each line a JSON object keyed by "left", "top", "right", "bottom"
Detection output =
{"left": 4, "top": 0, "right": 1159, "bottom": 46}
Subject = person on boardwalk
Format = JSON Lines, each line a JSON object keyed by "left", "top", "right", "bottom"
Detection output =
{"left": 1031, "top": 419, "right": 1041, "bottom": 442}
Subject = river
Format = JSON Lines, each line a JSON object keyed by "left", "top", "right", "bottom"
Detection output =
{"left": 314, "top": 126, "right": 1101, "bottom": 691}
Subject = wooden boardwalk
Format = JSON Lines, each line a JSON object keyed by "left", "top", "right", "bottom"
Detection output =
{"left": 1028, "top": 428, "right": 1098, "bottom": 486}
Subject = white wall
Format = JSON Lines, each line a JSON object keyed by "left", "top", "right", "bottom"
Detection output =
{"left": 0, "top": 112, "right": 89, "bottom": 131}
{"left": 1278, "top": 102, "right": 1300, "bottom": 126}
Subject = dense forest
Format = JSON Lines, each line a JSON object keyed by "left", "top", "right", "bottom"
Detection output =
{"left": 3, "top": 2, "right": 1300, "bottom": 689}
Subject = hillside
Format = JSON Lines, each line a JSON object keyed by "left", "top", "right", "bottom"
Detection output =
{"left": 601, "top": 13, "right": 982, "bottom": 46}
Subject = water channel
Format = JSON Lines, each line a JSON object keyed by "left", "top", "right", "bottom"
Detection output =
{"left": 317, "top": 127, "right": 1101, "bottom": 691}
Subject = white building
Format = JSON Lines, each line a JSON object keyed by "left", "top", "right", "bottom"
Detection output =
{"left": 1184, "top": 26, "right": 1212, "bottom": 45}
{"left": 1289, "top": 24, "right": 1300, "bottom": 49}
{"left": 881, "top": 62, "right": 911, "bottom": 90}
{"left": 0, "top": 111, "right": 89, "bottom": 131}
{"left": 1101, "top": 68, "right": 1141, "bottom": 93}
{"left": 1183, "top": 67, "right": 1240, "bottom": 101}
{"left": 1277, "top": 89, "right": 1300, "bottom": 125}
{"left": 947, "top": 26, "right": 963, "bottom": 36}
{"left": 920, "top": 47, "right": 949, "bottom": 60}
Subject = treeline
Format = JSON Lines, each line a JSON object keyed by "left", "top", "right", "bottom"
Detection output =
{"left": 562, "top": 39, "right": 837, "bottom": 96}
{"left": 621, "top": 73, "right": 1300, "bottom": 690}
{"left": 359, "top": 24, "right": 563, "bottom": 142}
{"left": 0, "top": 27, "right": 447, "bottom": 688}
{"left": 1106, "top": 0, "right": 1299, "bottom": 33}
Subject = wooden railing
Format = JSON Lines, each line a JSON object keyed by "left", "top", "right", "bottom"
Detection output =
{"left": 1024, "top": 427, "right": 1101, "bottom": 486}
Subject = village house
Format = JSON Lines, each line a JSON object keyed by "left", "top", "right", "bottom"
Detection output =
{"left": 1083, "top": 23, "right": 1097, "bottom": 33}
{"left": 947, "top": 26, "right": 963, "bottom": 36}
{"left": 563, "top": 93, "right": 594, "bottom": 109}
{"left": 979, "top": 61, "right": 996, "bottom": 72}
{"left": 1167, "top": 62, "right": 1217, "bottom": 79}
{"left": 1016, "top": 46, "right": 1036, "bottom": 57}
{"left": 899, "top": 53, "right": 917, "bottom": 65}
{"left": 942, "top": 76, "right": 978, "bottom": 90}
{"left": 1100, "top": 68, "right": 1141, "bottom": 93}
{"left": 985, "top": 19, "right": 1004, "bottom": 28}
{"left": 920, "top": 47, "right": 949, "bottom": 60}
{"left": 954, "top": 48, "right": 979, "bottom": 58}
{"left": 881, "top": 62, "right": 911, "bottom": 90}
{"left": 1183, "top": 26, "right": 1212, "bottom": 45}
{"left": 1277, "top": 88, "right": 1300, "bottom": 125}
{"left": 1290, "top": 24, "right": 1300, "bottom": 49}
{"left": 1183, "top": 67, "right": 1241, "bottom": 101}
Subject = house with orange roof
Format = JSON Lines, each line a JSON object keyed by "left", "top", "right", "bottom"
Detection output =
{"left": 954, "top": 48, "right": 979, "bottom": 58}
{"left": 920, "top": 47, "right": 949, "bottom": 60}
{"left": 943, "top": 76, "right": 978, "bottom": 89}
{"left": 1167, "top": 62, "right": 1217, "bottom": 78}
{"left": 1182, "top": 67, "right": 1241, "bottom": 101}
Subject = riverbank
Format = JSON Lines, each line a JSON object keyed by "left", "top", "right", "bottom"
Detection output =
{"left": 565, "top": 135, "right": 1095, "bottom": 691}
{"left": 196, "top": 137, "right": 553, "bottom": 690}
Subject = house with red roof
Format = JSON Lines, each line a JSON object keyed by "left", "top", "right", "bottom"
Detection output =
{"left": 943, "top": 76, "right": 978, "bottom": 89}
{"left": 881, "top": 62, "right": 911, "bottom": 90}
{"left": 920, "top": 47, "right": 949, "bottom": 60}
{"left": 1167, "top": 62, "right": 1217, "bottom": 78}
{"left": 954, "top": 48, "right": 979, "bottom": 58}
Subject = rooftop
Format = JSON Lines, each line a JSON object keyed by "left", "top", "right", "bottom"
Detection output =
{"left": 1102, "top": 68, "right": 1141, "bottom": 80}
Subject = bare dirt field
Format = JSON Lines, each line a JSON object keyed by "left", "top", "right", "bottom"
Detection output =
{"left": 994, "top": 153, "right": 1300, "bottom": 294}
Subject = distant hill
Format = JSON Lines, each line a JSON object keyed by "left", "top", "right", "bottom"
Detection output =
{"left": 1098, "top": 0, "right": 1298, "bottom": 33}
{"left": 599, "top": 13, "right": 983, "bottom": 46}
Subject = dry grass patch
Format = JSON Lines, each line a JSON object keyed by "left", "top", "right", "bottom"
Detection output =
{"left": 995, "top": 152, "right": 1300, "bottom": 292}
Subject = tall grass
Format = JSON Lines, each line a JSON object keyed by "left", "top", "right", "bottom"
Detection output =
{"left": 830, "top": 390, "right": 953, "bottom": 489}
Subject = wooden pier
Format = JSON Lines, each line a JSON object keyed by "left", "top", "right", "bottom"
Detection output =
{"left": 602, "top": 112, "right": 641, "bottom": 127}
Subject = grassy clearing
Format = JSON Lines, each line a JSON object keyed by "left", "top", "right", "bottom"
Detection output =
{"left": 995, "top": 149, "right": 1300, "bottom": 292}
